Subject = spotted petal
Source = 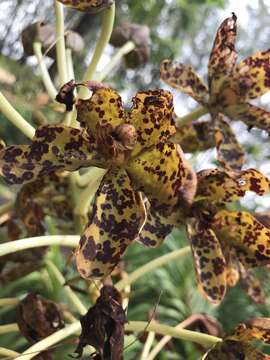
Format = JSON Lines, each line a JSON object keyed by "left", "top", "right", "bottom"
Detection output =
{"left": 212, "top": 210, "right": 270, "bottom": 269}
{"left": 0, "top": 125, "right": 103, "bottom": 185}
{"left": 214, "top": 115, "right": 245, "bottom": 171}
{"left": 226, "top": 103, "right": 270, "bottom": 133}
{"left": 232, "top": 318, "right": 270, "bottom": 344}
{"left": 204, "top": 317, "right": 270, "bottom": 359}
{"left": 138, "top": 200, "right": 182, "bottom": 248}
{"left": 234, "top": 49, "right": 270, "bottom": 100}
{"left": 171, "top": 120, "right": 215, "bottom": 153}
{"left": 203, "top": 340, "right": 269, "bottom": 360}
{"left": 208, "top": 13, "right": 237, "bottom": 95}
{"left": 76, "top": 86, "right": 124, "bottom": 136}
{"left": 127, "top": 89, "right": 175, "bottom": 156}
{"left": 239, "top": 266, "right": 266, "bottom": 304}
{"left": 196, "top": 168, "right": 269, "bottom": 204}
{"left": 126, "top": 142, "right": 197, "bottom": 211}
{"left": 75, "top": 168, "right": 146, "bottom": 279}
{"left": 160, "top": 60, "right": 209, "bottom": 105}
{"left": 187, "top": 220, "right": 227, "bottom": 304}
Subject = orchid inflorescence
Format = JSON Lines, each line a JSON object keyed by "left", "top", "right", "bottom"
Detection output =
{"left": 1, "top": 2, "right": 270, "bottom": 359}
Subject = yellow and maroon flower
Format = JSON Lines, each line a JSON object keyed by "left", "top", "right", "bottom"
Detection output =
{"left": 186, "top": 166, "right": 270, "bottom": 304}
{"left": 0, "top": 82, "right": 195, "bottom": 280}
{"left": 203, "top": 317, "right": 270, "bottom": 359}
{"left": 161, "top": 13, "right": 270, "bottom": 134}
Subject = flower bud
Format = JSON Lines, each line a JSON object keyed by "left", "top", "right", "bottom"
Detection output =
{"left": 110, "top": 22, "right": 151, "bottom": 68}
{"left": 22, "top": 21, "right": 55, "bottom": 57}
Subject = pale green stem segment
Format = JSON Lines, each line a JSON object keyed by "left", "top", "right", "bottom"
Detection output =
{"left": 0, "top": 298, "right": 20, "bottom": 307}
{"left": 115, "top": 246, "right": 191, "bottom": 291}
{"left": 0, "top": 347, "right": 20, "bottom": 358}
{"left": 95, "top": 40, "right": 136, "bottom": 82}
{"left": 45, "top": 259, "right": 87, "bottom": 316}
{"left": 176, "top": 106, "right": 208, "bottom": 126}
{"left": 0, "top": 323, "right": 19, "bottom": 334}
{"left": 0, "top": 235, "right": 79, "bottom": 257}
{"left": 0, "top": 92, "right": 35, "bottom": 140}
{"left": 79, "top": 3, "right": 115, "bottom": 99}
{"left": 140, "top": 331, "right": 155, "bottom": 360}
{"left": 20, "top": 320, "right": 221, "bottom": 360}
{"left": 126, "top": 321, "right": 221, "bottom": 348}
{"left": 0, "top": 199, "right": 15, "bottom": 215}
{"left": 68, "top": 2, "right": 115, "bottom": 127}
{"left": 20, "top": 321, "right": 81, "bottom": 360}
{"left": 33, "top": 42, "right": 58, "bottom": 100}
{"left": 146, "top": 318, "right": 194, "bottom": 360}
{"left": 64, "top": 48, "right": 76, "bottom": 125}
{"left": 66, "top": 48, "right": 75, "bottom": 81}
{"left": 54, "top": 0, "right": 68, "bottom": 85}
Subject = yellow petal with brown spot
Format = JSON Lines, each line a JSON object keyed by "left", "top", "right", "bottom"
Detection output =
{"left": 232, "top": 318, "right": 270, "bottom": 344}
{"left": 138, "top": 201, "right": 182, "bottom": 248}
{"left": 127, "top": 89, "right": 175, "bottom": 156}
{"left": 208, "top": 13, "right": 237, "bottom": 97}
{"left": 187, "top": 220, "right": 227, "bottom": 304}
{"left": 75, "top": 168, "right": 146, "bottom": 279}
{"left": 212, "top": 210, "right": 270, "bottom": 269}
{"left": 235, "top": 49, "right": 270, "bottom": 100}
{"left": 226, "top": 103, "right": 270, "bottom": 134}
{"left": 172, "top": 120, "right": 215, "bottom": 153}
{"left": 203, "top": 340, "right": 269, "bottom": 360}
{"left": 0, "top": 125, "right": 104, "bottom": 185}
{"left": 239, "top": 265, "right": 266, "bottom": 304}
{"left": 214, "top": 114, "right": 245, "bottom": 171}
{"left": 76, "top": 87, "right": 124, "bottom": 136}
{"left": 196, "top": 168, "right": 269, "bottom": 204}
{"left": 126, "top": 142, "right": 196, "bottom": 212}
{"left": 160, "top": 59, "right": 209, "bottom": 105}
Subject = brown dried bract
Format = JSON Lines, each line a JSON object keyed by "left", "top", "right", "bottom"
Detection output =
{"left": 74, "top": 285, "right": 127, "bottom": 360}
{"left": 55, "top": 80, "right": 76, "bottom": 111}
{"left": 17, "top": 293, "right": 64, "bottom": 343}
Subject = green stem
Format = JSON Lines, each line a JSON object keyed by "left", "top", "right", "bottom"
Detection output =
{"left": 54, "top": 0, "right": 68, "bottom": 85}
{"left": 20, "top": 319, "right": 220, "bottom": 360}
{"left": 0, "top": 199, "right": 15, "bottom": 215}
{"left": 0, "top": 298, "right": 20, "bottom": 307}
{"left": 0, "top": 235, "right": 79, "bottom": 257}
{"left": 95, "top": 40, "right": 136, "bottom": 82}
{"left": 64, "top": 48, "right": 76, "bottom": 125}
{"left": 126, "top": 321, "right": 221, "bottom": 348}
{"left": 115, "top": 246, "right": 190, "bottom": 291}
{"left": 21, "top": 322, "right": 81, "bottom": 360}
{"left": 0, "top": 92, "right": 35, "bottom": 139}
{"left": 66, "top": 48, "right": 75, "bottom": 80}
{"left": 140, "top": 331, "right": 155, "bottom": 360}
{"left": 0, "top": 323, "right": 19, "bottom": 334}
{"left": 0, "top": 347, "right": 20, "bottom": 358}
{"left": 45, "top": 259, "right": 87, "bottom": 316}
{"left": 79, "top": 2, "right": 115, "bottom": 99}
{"left": 33, "top": 42, "right": 58, "bottom": 100}
{"left": 146, "top": 318, "right": 195, "bottom": 360}
{"left": 176, "top": 106, "right": 208, "bottom": 126}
